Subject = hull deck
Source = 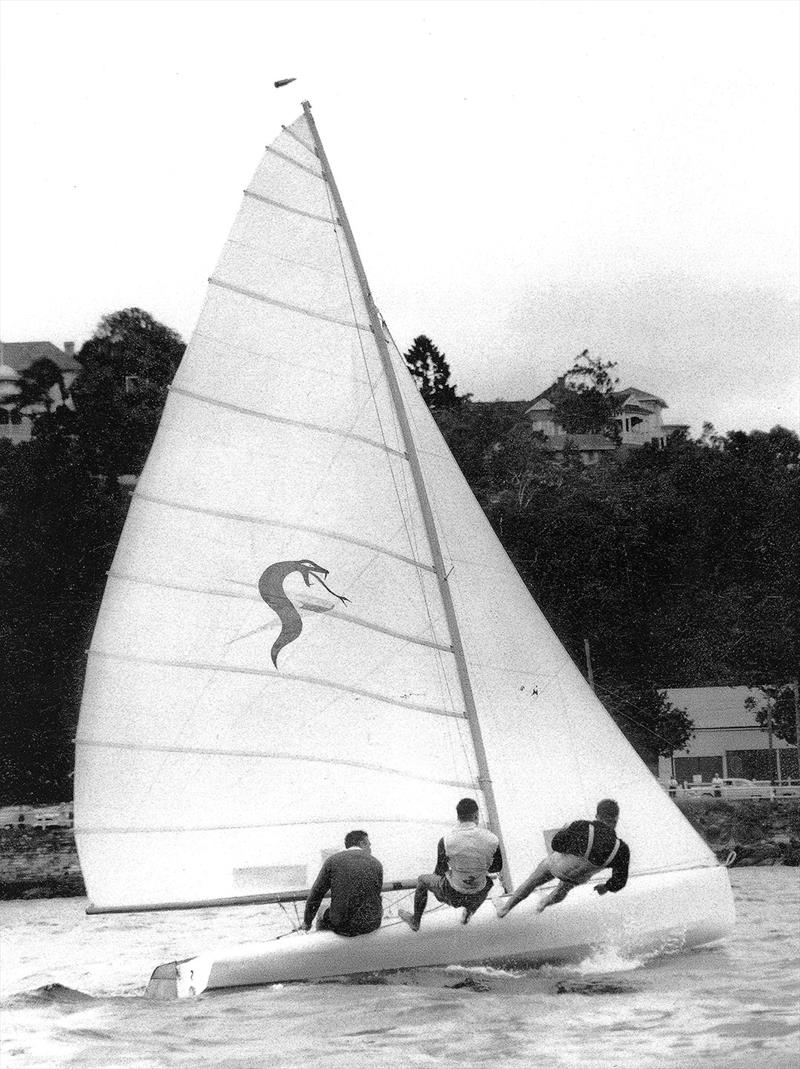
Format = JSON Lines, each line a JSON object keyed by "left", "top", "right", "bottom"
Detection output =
{"left": 145, "top": 865, "right": 734, "bottom": 998}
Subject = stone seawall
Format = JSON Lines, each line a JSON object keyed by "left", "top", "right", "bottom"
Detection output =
{"left": 677, "top": 797, "right": 800, "bottom": 866}
{"left": 0, "top": 826, "right": 85, "bottom": 899}
{"left": 1, "top": 799, "right": 798, "bottom": 900}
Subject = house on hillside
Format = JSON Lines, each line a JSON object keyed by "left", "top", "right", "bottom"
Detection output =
{"left": 0, "top": 340, "right": 79, "bottom": 443}
{"left": 525, "top": 382, "right": 689, "bottom": 465}
{"left": 657, "top": 686, "right": 798, "bottom": 785}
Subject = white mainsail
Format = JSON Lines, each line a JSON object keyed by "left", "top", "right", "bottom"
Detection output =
{"left": 74, "top": 108, "right": 716, "bottom": 914}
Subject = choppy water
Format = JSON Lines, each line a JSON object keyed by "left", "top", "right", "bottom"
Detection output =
{"left": 1, "top": 868, "right": 798, "bottom": 1068}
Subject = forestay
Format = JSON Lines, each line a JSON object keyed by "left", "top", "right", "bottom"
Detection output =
{"left": 74, "top": 111, "right": 715, "bottom": 913}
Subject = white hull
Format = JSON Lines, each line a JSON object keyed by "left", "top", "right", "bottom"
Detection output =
{"left": 145, "top": 866, "right": 735, "bottom": 998}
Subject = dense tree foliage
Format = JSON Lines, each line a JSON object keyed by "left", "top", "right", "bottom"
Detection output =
{"left": 71, "top": 308, "right": 184, "bottom": 479}
{"left": 403, "top": 335, "right": 462, "bottom": 409}
{"left": 1, "top": 308, "right": 181, "bottom": 801}
{"left": 436, "top": 407, "right": 799, "bottom": 761}
{"left": 1, "top": 311, "right": 797, "bottom": 797}
{"left": 548, "top": 349, "right": 623, "bottom": 440}
{"left": 745, "top": 685, "right": 798, "bottom": 746}
{"left": 0, "top": 431, "right": 129, "bottom": 801}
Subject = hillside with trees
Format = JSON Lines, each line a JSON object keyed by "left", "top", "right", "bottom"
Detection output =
{"left": 1, "top": 319, "right": 797, "bottom": 799}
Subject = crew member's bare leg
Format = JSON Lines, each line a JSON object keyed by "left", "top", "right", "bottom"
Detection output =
{"left": 496, "top": 860, "right": 554, "bottom": 918}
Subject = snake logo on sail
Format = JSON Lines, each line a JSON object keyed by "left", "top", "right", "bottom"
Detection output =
{"left": 258, "top": 560, "right": 349, "bottom": 667}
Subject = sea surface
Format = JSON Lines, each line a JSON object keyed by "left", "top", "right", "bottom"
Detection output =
{"left": 1, "top": 868, "right": 798, "bottom": 1069}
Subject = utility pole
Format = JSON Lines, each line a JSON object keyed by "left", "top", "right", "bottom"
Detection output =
{"left": 792, "top": 679, "right": 800, "bottom": 782}
{"left": 584, "top": 638, "right": 594, "bottom": 691}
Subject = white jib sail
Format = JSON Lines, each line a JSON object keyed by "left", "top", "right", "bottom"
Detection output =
{"left": 74, "top": 111, "right": 715, "bottom": 912}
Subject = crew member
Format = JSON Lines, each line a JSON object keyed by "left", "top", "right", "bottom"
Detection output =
{"left": 400, "top": 798, "right": 503, "bottom": 930}
{"left": 497, "top": 798, "right": 629, "bottom": 917}
{"left": 301, "top": 830, "right": 383, "bottom": 936}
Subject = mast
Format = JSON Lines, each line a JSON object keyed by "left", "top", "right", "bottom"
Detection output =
{"left": 301, "top": 101, "right": 511, "bottom": 891}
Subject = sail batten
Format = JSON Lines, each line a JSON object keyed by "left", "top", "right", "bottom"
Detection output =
{"left": 86, "top": 648, "right": 466, "bottom": 720}
{"left": 264, "top": 144, "right": 324, "bottom": 179}
{"left": 76, "top": 737, "right": 475, "bottom": 790}
{"left": 242, "top": 189, "right": 332, "bottom": 224}
{"left": 170, "top": 385, "right": 408, "bottom": 458}
{"left": 106, "top": 572, "right": 453, "bottom": 652}
{"left": 209, "top": 277, "right": 372, "bottom": 331}
{"left": 131, "top": 492, "right": 436, "bottom": 571}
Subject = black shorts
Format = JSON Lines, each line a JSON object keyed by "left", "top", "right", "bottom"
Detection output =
{"left": 428, "top": 875, "right": 492, "bottom": 911}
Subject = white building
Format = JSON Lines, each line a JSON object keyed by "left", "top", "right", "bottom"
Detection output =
{"left": 657, "top": 686, "right": 798, "bottom": 785}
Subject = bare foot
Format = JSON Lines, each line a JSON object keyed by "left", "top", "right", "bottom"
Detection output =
{"left": 494, "top": 900, "right": 511, "bottom": 918}
{"left": 398, "top": 908, "right": 420, "bottom": 932}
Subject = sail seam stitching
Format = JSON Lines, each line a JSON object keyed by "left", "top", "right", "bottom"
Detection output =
{"left": 169, "top": 385, "right": 408, "bottom": 459}
{"left": 264, "top": 144, "right": 325, "bottom": 179}
{"left": 76, "top": 737, "right": 473, "bottom": 789}
{"left": 208, "top": 277, "right": 373, "bottom": 332}
{"left": 87, "top": 648, "right": 466, "bottom": 720}
{"left": 130, "top": 491, "right": 436, "bottom": 573}
{"left": 243, "top": 189, "right": 332, "bottom": 224}
{"left": 106, "top": 570, "right": 452, "bottom": 653}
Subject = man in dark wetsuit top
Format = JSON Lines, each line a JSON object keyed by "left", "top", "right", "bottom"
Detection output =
{"left": 399, "top": 798, "right": 504, "bottom": 930}
{"left": 300, "top": 830, "right": 383, "bottom": 936}
{"left": 497, "top": 798, "right": 629, "bottom": 917}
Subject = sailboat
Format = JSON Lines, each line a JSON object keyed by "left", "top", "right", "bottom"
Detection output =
{"left": 74, "top": 102, "right": 734, "bottom": 998}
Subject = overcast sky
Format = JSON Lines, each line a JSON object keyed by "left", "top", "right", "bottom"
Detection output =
{"left": 1, "top": 0, "right": 797, "bottom": 435}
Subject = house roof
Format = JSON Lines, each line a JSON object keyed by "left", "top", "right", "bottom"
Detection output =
{"left": 527, "top": 381, "right": 668, "bottom": 417}
{"left": 615, "top": 386, "right": 668, "bottom": 409}
{"left": 0, "top": 341, "right": 80, "bottom": 374}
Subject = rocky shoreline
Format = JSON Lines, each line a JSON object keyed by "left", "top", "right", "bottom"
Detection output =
{"left": 1, "top": 798, "right": 798, "bottom": 901}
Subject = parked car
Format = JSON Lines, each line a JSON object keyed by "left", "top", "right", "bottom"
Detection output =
{"left": 685, "top": 777, "right": 774, "bottom": 799}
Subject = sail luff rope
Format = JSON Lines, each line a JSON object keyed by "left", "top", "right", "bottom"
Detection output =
{"left": 302, "top": 100, "right": 512, "bottom": 891}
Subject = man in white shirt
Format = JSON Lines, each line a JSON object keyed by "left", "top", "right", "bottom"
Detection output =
{"left": 400, "top": 798, "right": 503, "bottom": 930}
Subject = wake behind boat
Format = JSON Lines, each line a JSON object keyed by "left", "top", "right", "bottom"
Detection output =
{"left": 74, "top": 101, "right": 734, "bottom": 996}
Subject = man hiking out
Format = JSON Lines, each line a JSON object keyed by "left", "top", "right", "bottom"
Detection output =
{"left": 496, "top": 799, "right": 629, "bottom": 918}
{"left": 400, "top": 798, "right": 503, "bottom": 931}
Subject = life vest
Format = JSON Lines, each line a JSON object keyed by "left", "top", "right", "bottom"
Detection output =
{"left": 443, "top": 824, "right": 499, "bottom": 894}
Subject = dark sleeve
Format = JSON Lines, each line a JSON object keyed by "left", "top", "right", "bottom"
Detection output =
{"left": 602, "top": 841, "right": 630, "bottom": 893}
{"left": 303, "top": 858, "right": 332, "bottom": 927}
{"left": 488, "top": 845, "right": 503, "bottom": 873}
{"left": 434, "top": 837, "right": 447, "bottom": 876}
{"left": 376, "top": 861, "right": 384, "bottom": 887}
{"left": 550, "top": 821, "right": 581, "bottom": 855}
